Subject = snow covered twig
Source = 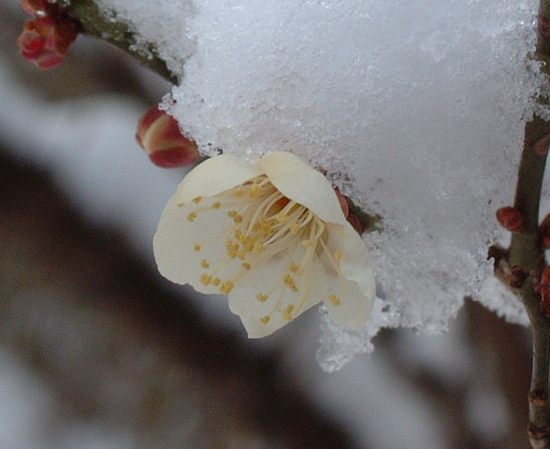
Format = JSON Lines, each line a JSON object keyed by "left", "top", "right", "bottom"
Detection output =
{"left": 65, "top": 0, "right": 177, "bottom": 84}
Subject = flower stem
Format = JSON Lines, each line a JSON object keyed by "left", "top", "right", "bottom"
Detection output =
{"left": 65, "top": 0, "right": 178, "bottom": 84}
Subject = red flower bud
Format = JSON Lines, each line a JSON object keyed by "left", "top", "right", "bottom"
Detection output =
{"left": 18, "top": 16, "right": 79, "bottom": 69}
{"left": 496, "top": 207, "right": 525, "bottom": 233}
{"left": 136, "top": 106, "right": 200, "bottom": 168}
{"left": 334, "top": 188, "right": 349, "bottom": 218}
{"left": 346, "top": 213, "right": 364, "bottom": 235}
{"left": 20, "top": 0, "right": 49, "bottom": 16}
{"left": 540, "top": 266, "right": 550, "bottom": 317}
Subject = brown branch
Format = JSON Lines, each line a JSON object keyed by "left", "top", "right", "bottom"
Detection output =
{"left": 506, "top": 2, "right": 550, "bottom": 447}
{"left": 509, "top": 117, "right": 550, "bottom": 448}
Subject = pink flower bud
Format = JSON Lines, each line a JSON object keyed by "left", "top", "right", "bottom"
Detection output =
{"left": 540, "top": 266, "right": 550, "bottom": 317}
{"left": 496, "top": 207, "right": 525, "bottom": 233}
{"left": 334, "top": 188, "right": 349, "bottom": 218}
{"left": 18, "top": 16, "right": 79, "bottom": 69}
{"left": 346, "top": 213, "right": 364, "bottom": 235}
{"left": 136, "top": 106, "right": 200, "bottom": 168}
{"left": 20, "top": 0, "right": 49, "bottom": 16}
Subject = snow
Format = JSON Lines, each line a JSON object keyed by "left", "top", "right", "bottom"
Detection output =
{"left": 86, "top": 0, "right": 544, "bottom": 367}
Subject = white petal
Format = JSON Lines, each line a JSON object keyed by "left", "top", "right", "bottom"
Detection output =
{"left": 323, "top": 222, "right": 376, "bottom": 330}
{"left": 259, "top": 152, "right": 346, "bottom": 225}
{"left": 153, "top": 194, "right": 239, "bottom": 294}
{"left": 325, "top": 281, "right": 374, "bottom": 331}
{"left": 228, "top": 247, "right": 325, "bottom": 338}
{"left": 177, "top": 154, "right": 262, "bottom": 203}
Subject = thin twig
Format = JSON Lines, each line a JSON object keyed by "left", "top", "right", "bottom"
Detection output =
{"left": 65, "top": 0, "right": 177, "bottom": 84}
{"left": 506, "top": 1, "right": 550, "bottom": 446}
{"left": 509, "top": 116, "right": 550, "bottom": 448}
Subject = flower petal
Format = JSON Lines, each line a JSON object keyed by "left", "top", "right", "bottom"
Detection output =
{"left": 228, "top": 244, "right": 326, "bottom": 338}
{"left": 259, "top": 152, "right": 346, "bottom": 225}
{"left": 177, "top": 154, "right": 262, "bottom": 203}
{"left": 323, "top": 222, "right": 376, "bottom": 330}
{"left": 154, "top": 194, "right": 240, "bottom": 293}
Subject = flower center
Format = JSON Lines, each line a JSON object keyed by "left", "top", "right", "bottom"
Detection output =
{"left": 185, "top": 174, "right": 348, "bottom": 324}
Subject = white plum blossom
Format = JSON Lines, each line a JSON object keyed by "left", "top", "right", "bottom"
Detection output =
{"left": 153, "top": 151, "right": 376, "bottom": 338}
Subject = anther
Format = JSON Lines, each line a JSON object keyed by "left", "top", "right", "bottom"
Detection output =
{"left": 283, "top": 305, "right": 295, "bottom": 321}
{"left": 256, "top": 293, "right": 269, "bottom": 302}
{"left": 329, "top": 294, "right": 342, "bottom": 306}
{"left": 220, "top": 280, "right": 235, "bottom": 294}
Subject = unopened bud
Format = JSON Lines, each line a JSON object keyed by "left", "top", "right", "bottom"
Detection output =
{"left": 346, "top": 213, "right": 364, "bottom": 235}
{"left": 18, "top": 16, "right": 79, "bottom": 69}
{"left": 334, "top": 188, "right": 349, "bottom": 218}
{"left": 509, "top": 265, "right": 526, "bottom": 289}
{"left": 136, "top": 106, "right": 200, "bottom": 168}
{"left": 541, "top": 266, "right": 550, "bottom": 317}
{"left": 20, "top": 0, "right": 49, "bottom": 16}
{"left": 496, "top": 207, "right": 525, "bottom": 233}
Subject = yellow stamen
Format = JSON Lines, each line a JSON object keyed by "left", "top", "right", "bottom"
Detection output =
{"left": 256, "top": 293, "right": 269, "bottom": 302}
{"left": 249, "top": 183, "right": 262, "bottom": 199}
{"left": 200, "top": 273, "right": 212, "bottom": 286}
{"left": 253, "top": 243, "right": 265, "bottom": 254}
{"left": 192, "top": 197, "right": 202, "bottom": 204}
{"left": 283, "top": 274, "right": 299, "bottom": 292}
{"left": 260, "top": 315, "right": 270, "bottom": 324}
{"left": 212, "top": 277, "right": 222, "bottom": 286}
{"left": 194, "top": 243, "right": 202, "bottom": 252}
{"left": 283, "top": 305, "right": 295, "bottom": 321}
{"left": 276, "top": 211, "right": 290, "bottom": 223}
{"left": 201, "top": 259, "right": 210, "bottom": 269}
{"left": 329, "top": 294, "right": 342, "bottom": 306}
{"left": 212, "top": 201, "right": 222, "bottom": 209}
{"left": 220, "top": 280, "right": 235, "bottom": 295}
{"left": 187, "top": 212, "right": 198, "bottom": 222}
{"left": 242, "top": 262, "right": 251, "bottom": 270}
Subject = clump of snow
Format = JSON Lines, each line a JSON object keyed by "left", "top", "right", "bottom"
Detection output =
{"left": 97, "top": 0, "right": 543, "bottom": 367}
